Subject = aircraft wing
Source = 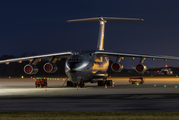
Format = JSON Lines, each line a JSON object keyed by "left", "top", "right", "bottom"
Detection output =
{"left": 93, "top": 51, "right": 179, "bottom": 61}
{"left": 0, "top": 52, "right": 73, "bottom": 64}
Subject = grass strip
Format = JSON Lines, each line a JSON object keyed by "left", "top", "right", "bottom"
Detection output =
{"left": 1, "top": 112, "right": 179, "bottom": 120}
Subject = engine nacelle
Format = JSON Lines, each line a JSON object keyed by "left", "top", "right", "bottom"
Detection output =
{"left": 43, "top": 62, "right": 58, "bottom": 73}
{"left": 135, "top": 63, "right": 147, "bottom": 73}
{"left": 111, "top": 62, "right": 123, "bottom": 72}
{"left": 24, "top": 64, "right": 38, "bottom": 74}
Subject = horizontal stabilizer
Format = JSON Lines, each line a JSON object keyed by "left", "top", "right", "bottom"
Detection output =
{"left": 67, "top": 17, "right": 144, "bottom": 22}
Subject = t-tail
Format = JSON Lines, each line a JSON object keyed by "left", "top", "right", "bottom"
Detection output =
{"left": 67, "top": 17, "right": 144, "bottom": 51}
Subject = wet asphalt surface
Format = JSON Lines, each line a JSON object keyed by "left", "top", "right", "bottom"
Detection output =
{"left": 1, "top": 94, "right": 179, "bottom": 112}
{"left": 1, "top": 78, "right": 179, "bottom": 112}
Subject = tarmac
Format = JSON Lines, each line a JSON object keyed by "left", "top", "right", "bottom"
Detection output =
{"left": 1, "top": 77, "right": 179, "bottom": 112}
{"left": 0, "top": 77, "right": 179, "bottom": 96}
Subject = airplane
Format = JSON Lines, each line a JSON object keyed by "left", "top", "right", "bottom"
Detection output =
{"left": 1, "top": 16, "right": 179, "bottom": 87}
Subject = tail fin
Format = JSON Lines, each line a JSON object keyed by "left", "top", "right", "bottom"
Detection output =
{"left": 67, "top": 17, "right": 144, "bottom": 50}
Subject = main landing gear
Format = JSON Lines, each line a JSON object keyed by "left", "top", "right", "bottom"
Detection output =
{"left": 66, "top": 81, "right": 85, "bottom": 88}
{"left": 98, "top": 79, "right": 112, "bottom": 86}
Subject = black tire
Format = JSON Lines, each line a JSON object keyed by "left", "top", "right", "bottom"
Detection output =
{"left": 107, "top": 80, "right": 112, "bottom": 86}
{"left": 98, "top": 80, "right": 102, "bottom": 86}
{"left": 70, "top": 82, "right": 73, "bottom": 87}
{"left": 73, "top": 83, "right": 77, "bottom": 87}
{"left": 67, "top": 81, "right": 73, "bottom": 87}
{"left": 101, "top": 81, "right": 105, "bottom": 86}
{"left": 80, "top": 82, "right": 84, "bottom": 88}
{"left": 98, "top": 80, "right": 105, "bottom": 86}
{"left": 67, "top": 81, "right": 70, "bottom": 87}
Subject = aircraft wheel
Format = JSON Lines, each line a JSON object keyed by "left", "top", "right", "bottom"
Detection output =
{"left": 73, "top": 83, "right": 77, "bottom": 87}
{"left": 67, "top": 81, "right": 73, "bottom": 87}
{"left": 101, "top": 81, "right": 105, "bottom": 86}
{"left": 67, "top": 81, "right": 70, "bottom": 87}
{"left": 98, "top": 80, "right": 102, "bottom": 86}
{"left": 107, "top": 80, "right": 112, "bottom": 86}
{"left": 80, "top": 82, "right": 85, "bottom": 88}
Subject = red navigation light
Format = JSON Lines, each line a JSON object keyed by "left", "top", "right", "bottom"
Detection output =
{"left": 139, "top": 18, "right": 144, "bottom": 21}
{"left": 165, "top": 65, "right": 168, "bottom": 67}
{"left": 157, "top": 70, "right": 159, "bottom": 73}
{"left": 67, "top": 20, "right": 69, "bottom": 22}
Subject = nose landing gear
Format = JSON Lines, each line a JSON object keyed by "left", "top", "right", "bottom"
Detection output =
{"left": 79, "top": 81, "right": 85, "bottom": 88}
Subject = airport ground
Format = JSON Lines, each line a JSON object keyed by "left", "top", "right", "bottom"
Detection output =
{"left": 1, "top": 76, "right": 179, "bottom": 96}
{"left": 1, "top": 76, "right": 179, "bottom": 113}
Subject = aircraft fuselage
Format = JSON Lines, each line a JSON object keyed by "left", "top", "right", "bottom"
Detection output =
{"left": 65, "top": 51, "right": 109, "bottom": 83}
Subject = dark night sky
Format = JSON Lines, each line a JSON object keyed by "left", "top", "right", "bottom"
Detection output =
{"left": 1, "top": 0, "right": 179, "bottom": 68}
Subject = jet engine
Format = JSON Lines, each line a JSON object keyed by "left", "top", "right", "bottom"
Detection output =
{"left": 43, "top": 62, "right": 58, "bottom": 73}
{"left": 24, "top": 64, "right": 38, "bottom": 74}
{"left": 135, "top": 63, "right": 147, "bottom": 73}
{"left": 111, "top": 62, "right": 123, "bottom": 72}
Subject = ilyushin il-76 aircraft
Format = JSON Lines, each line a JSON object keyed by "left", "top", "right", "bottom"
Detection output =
{"left": 1, "top": 17, "right": 179, "bottom": 87}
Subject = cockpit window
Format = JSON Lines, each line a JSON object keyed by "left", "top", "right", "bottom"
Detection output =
{"left": 68, "top": 58, "right": 82, "bottom": 62}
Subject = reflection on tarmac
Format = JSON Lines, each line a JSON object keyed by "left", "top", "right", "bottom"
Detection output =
{"left": 1, "top": 77, "right": 179, "bottom": 112}
{"left": 0, "top": 77, "right": 179, "bottom": 96}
